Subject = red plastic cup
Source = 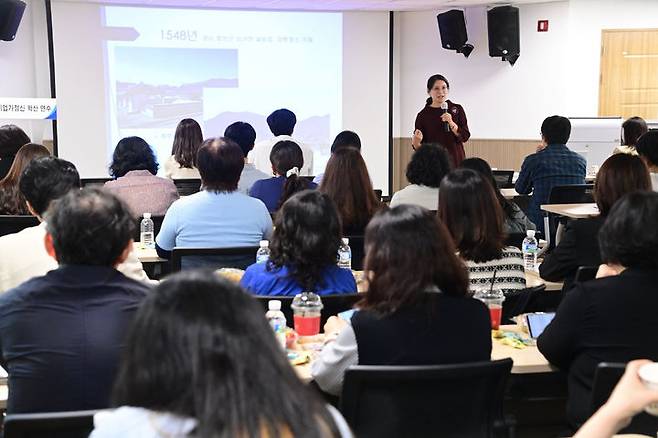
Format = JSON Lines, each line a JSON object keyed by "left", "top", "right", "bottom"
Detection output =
{"left": 293, "top": 314, "right": 321, "bottom": 336}
{"left": 291, "top": 292, "right": 323, "bottom": 337}
{"left": 488, "top": 304, "right": 503, "bottom": 330}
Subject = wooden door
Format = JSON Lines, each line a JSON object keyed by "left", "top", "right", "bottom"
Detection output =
{"left": 599, "top": 29, "right": 658, "bottom": 119}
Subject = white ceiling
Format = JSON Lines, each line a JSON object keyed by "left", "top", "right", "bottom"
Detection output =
{"left": 51, "top": 0, "right": 565, "bottom": 12}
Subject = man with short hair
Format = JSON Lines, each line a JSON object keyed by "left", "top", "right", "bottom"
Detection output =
{"left": 515, "top": 115, "right": 586, "bottom": 232}
{"left": 0, "top": 157, "right": 153, "bottom": 293}
{"left": 224, "top": 121, "right": 269, "bottom": 194}
{"left": 0, "top": 188, "right": 150, "bottom": 413}
{"left": 155, "top": 137, "right": 272, "bottom": 262}
{"left": 249, "top": 108, "right": 314, "bottom": 176}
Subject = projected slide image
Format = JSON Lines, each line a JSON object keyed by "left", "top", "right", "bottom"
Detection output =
{"left": 114, "top": 47, "right": 238, "bottom": 129}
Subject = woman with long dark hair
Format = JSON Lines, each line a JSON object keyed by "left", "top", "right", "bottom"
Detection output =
{"left": 312, "top": 205, "right": 491, "bottom": 395}
{"left": 91, "top": 271, "right": 352, "bottom": 437}
{"left": 248, "top": 140, "right": 315, "bottom": 212}
{"left": 613, "top": 116, "right": 647, "bottom": 156}
{"left": 319, "top": 147, "right": 383, "bottom": 235}
{"left": 411, "top": 74, "right": 470, "bottom": 167}
{"left": 0, "top": 143, "right": 50, "bottom": 215}
{"left": 460, "top": 157, "right": 535, "bottom": 234}
{"left": 241, "top": 190, "right": 356, "bottom": 296}
{"left": 0, "top": 124, "right": 31, "bottom": 180}
{"left": 105, "top": 136, "right": 179, "bottom": 217}
{"left": 164, "top": 119, "right": 203, "bottom": 178}
{"left": 439, "top": 169, "right": 526, "bottom": 294}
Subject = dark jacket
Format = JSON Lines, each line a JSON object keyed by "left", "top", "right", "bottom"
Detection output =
{"left": 539, "top": 216, "right": 605, "bottom": 292}
{"left": 537, "top": 269, "right": 658, "bottom": 429}
{"left": 352, "top": 292, "right": 491, "bottom": 366}
{"left": 0, "top": 265, "right": 149, "bottom": 413}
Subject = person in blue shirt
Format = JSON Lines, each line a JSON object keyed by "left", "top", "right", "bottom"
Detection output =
{"left": 515, "top": 115, "right": 587, "bottom": 232}
{"left": 155, "top": 137, "right": 272, "bottom": 259}
{"left": 248, "top": 140, "right": 316, "bottom": 212}
{"left": 241, "top": 190, "right": 356, "bottom": 296}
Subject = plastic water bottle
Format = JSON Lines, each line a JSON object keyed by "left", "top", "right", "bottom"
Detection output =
{"left": 256, "top": 240, "right": 270, "bottom": 263}
{"left": 337, "top": 238, "right": 352, "bottom": 270}
{"left": 522, "top": 230, "right": 538, "bottom": 270}
{"left": 265, "top": 300, "right": 287, "bottom": 348}
{"left": 140, "top": 213, "right": 154, "bottom": 249}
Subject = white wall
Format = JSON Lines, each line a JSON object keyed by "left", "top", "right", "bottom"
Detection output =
{"left": 0, "top": 0, "right": 52, "bottom": 143}
{"left": 397, "top": 2, "right": 570, "bottom": 140}
{"left": 566, "top": 0, "right": 658, "bottom": 116}
{"left": 396, "top": 0, "right": 658, "bottom": 141}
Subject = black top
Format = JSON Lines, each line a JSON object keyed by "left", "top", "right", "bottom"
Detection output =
{"left": 0, "top": 265, "right": 150, "bottom": 413}
{"left": 537, "top": 269, "right": 658, "bottom": 429}
{"left": 352, "top": 292, "right": 491, "bottom": 366}
{"left": 539, "top": 216, "right": 605, "bottom": 292}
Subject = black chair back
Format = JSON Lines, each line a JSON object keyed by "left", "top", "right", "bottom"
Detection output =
{"left": 80, "top": 178, "right": 111, "bottom": 188}
{"left": 340, "top": 359, "right": 513, "bottom": 438}
{"left": 255, "top": 293, "right": 360, "bottom": 328}
{"left": 548, "top": 184, "right": 594, "bottom": 205}
{"left": 132, "top": 215, "right": 164, "bottom": 242}
{"left": 171, "top": 246, "right": 259, "bottom": 272}
{"left": 574, "top": 266, "right": 598, "bottom": 284}
{"left": 4, "top": 409, "right": 98, "bottom": 438}
{"left": 0, "top": 215, "right": 40, "bottom": 237}
{"left": 345, "top": 235, "right": 365, "bottom": 271}
{"left": 492, "top": 170, "right": 515, "bottom": 188}
{"left": 504, "top": 232, "right": 527, "bottom": 249}
{"left": 173, "top": 179, "right": 202, "bottom": 196}
{"left": 592, "top": 362, "right": 658, "bottom": 435}
{"left": 544, "top": 184, "right": 595, "bottom": 248}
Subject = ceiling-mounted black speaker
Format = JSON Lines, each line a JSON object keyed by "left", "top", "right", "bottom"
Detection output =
{"left": 437, "top": 10, "right": 474, "bottom": 58}
{"left": 487, "top": 5, "right": 520, "bottom": 66}
{"left": 0, "top": 0, "right": 27, "bottom": 42}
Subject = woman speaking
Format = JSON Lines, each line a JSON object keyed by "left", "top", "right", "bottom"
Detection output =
{"left": 412, "top": 74, "right": 470, "bottom": 167}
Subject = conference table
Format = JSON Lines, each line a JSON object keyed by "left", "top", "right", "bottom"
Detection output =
{"left": 540, "top": 203, "right": 599, "bottom": 219}
{"left": 292, "top": 324, "right": 555, "bottom": 382}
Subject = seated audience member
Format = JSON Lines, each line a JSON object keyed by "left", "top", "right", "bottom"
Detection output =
{"left": 312, "top": 205, "right": 491, "bottom": 395}
{"left": 241, "top": 190, "right": 356, "bottom": 296}
{"left": 156, "top": 138, "right": 272, "bottom": 259}
{"left": 320, "top": 147, "right": 384, "bottom": 235}
{"left": 390, "top": 143, "right": 451, "bottom": 210}
{"left": 0, "top": 124, "right": 30, "bottom": 180}
{"left": 636, "top": 130, "right": 658, "bottom": 190}
{"left": 0, "top": 157, "right": 153, "bottom": 293}
{"left": 314, "top": 130, "right": 362, "bottom": 185}
{"left": 249, "top": 140, "right": 316, "bottom": 212}
{"left": 91, "top": 271, "right": 352, "bottom": 438}
{"left": 0, "top": 188, "right": 150, "bottom": 413}
{"left": 573, "top": 360, "right": 658, "bottom": 438}
{"left": 440, "top": 169, "right": 526, "bottom": 294}
{"left": 515, "top": 115, "right": 587, "bottom": 232}
{"left": 0, "top": 143, "right": 50, "bottom": 215}
{"left": 613, "top": 116, "right": 647, "bottom": 156}
{"left": 224, "top": 121, "right": 269, "bottom": 194}
{"left": 164, "top": 118, "right": 203, "bottom": 179}
{"left": 461, "top": 157, "right": 535, "bottom": 234}
{"left": 250, "top": 108, "right": 314, "bottom": 176}
{"left": 538, "top": 192, "right": 658, "bottom": 431}
{"left": 539, "top": 154, "right": 651, "bottom": 291}
{"left": 105, "top": 136, "right": 179, "bottom": 217}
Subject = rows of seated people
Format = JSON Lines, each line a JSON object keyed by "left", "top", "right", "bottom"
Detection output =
{"left": 0, "top": 112, "right": 657, "bottom": 437}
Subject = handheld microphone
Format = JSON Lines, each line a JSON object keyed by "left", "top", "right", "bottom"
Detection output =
{"left": 441, "top": 102, "right": 450, "bottom": 132}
